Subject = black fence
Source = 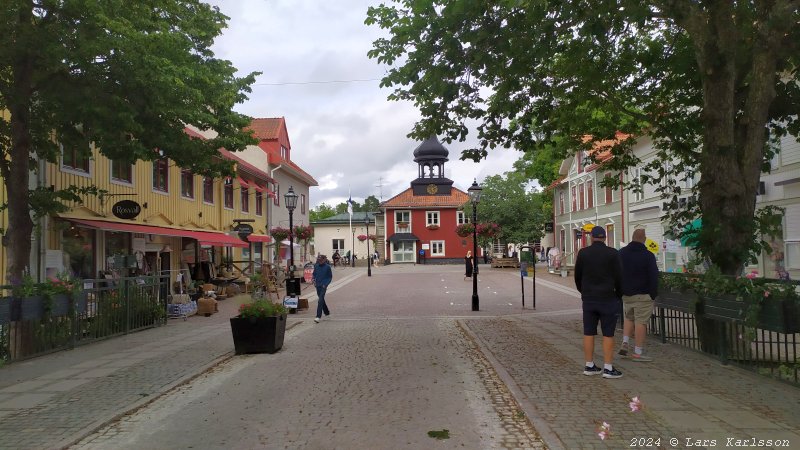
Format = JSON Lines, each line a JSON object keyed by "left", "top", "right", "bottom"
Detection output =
{"left": 650, "top": 307, "right": 799, "bottom": 386}
{"left": 0, "top": 275, "right": 169, "bottom": 364}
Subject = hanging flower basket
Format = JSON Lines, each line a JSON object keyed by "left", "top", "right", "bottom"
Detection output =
{"left": 357, "top": 234, "right": 368, "bottom": 242}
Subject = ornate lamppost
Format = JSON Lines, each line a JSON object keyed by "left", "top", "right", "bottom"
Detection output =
{"left": 284, "top": 186, "right": 299, "bottom": 297}
{"left": 468, "top": 179, "right": 482, "bottom": 311}
{"left": 365, "top": 215, "right": 372, "bottom": 277}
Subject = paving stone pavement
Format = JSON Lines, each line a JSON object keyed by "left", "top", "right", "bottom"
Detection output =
{"left": 0, "top": 263, "right": 798, "bottom": 450}
{"left": 70, "top": 318, "right": 544, "bottom": 449}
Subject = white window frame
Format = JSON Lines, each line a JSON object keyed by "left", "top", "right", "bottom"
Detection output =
{"left": 426, "top": 211, "right": 440, "bottom": 227}
{"left": 60, "top": 143, "right": 92, "bottom": 177}
{"left": 110, "top": 160, "right": 133, "bottom": 186}
{"left": 457, "top": 211, "right": 469, "bottom": 224}
{"left": 632, "top": 167, "right": 644, "bottom": 202}
{"left": 430, "top": 240, "right": 445, "bottom": 256}
{"left": 332, "top": 239, "right": 345, "bottom": 251}
{"left": 395, "top": 210, "right": 411, "bottom": 230}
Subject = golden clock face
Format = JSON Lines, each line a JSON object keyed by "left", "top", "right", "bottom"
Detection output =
{"left": 426, "top": 183, "right": 438, "bottom": 194}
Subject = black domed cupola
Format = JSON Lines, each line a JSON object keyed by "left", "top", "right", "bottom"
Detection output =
{"left": 410, "top": 136, "right": 454, "bottom": 195}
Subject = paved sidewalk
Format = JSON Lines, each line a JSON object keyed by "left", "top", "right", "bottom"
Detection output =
{"left": 0, "top": 274, "right": 340, "bottom": 450}
{"left": 467, "top": 269, "right": 800, "bottom": 449}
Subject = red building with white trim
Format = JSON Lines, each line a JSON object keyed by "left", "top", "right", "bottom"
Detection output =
{"left": 380, "top": 137, "right": 471, "bottom": 264}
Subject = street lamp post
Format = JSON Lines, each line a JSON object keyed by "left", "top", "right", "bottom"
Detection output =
{"left": 365, "top": 215, "right": 372, "bottom": 277}
{"left": 284, "top": 186, "right": 299, "bottom": 297}
{"left": 468, "top": 179, "right": 482, "bottom": 311}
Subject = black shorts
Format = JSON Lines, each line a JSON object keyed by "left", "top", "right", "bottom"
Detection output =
{"left": 583, "top": 300, "right": 620, "bottom": 337}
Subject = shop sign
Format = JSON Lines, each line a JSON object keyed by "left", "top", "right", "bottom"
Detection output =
{"left": 112, "top": 200, "right": 142, "bottom": 220}
{"left": 234, "top": 223, "right": 254, "bottom": 239}
{"left": 544, "top": 222, "right": 554, "bottom": 232}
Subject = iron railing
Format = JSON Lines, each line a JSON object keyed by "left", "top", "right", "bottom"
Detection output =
{"left": 650, "top": 307, "right": 799, "bottom": 386}
{"left": 0, "top": 275, "right": 169, "bottom": 364}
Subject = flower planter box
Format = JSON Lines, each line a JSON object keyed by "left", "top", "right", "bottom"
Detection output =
{"left": 48, "top": 294, "right": 71, "bottom": 317}
{"left": 757, "top": 298, "right": 799, "bottom": 334}
{"left": 655, "top": 288, "right": 698, "bottom": 314}
{"left": 701, "top": 294, "right": 745, "bottom": 322}
{"left": 0, "top": 297, "right": 11, "bottom": 324}
{"left": 17, "top": 296, "right": 44, "bottom": 321}
{"left": 230, "top": 314, "right": 287, "bottom": 354}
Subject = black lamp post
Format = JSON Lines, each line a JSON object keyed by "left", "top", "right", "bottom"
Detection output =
{"left": 365, "top": 215, "right": 372, "bottom": 277}
{"left": 284, "top": 186, "right": 298, "bottom": 297}
{"left": 468, "top": 179, "right": 482, "bottom": 311}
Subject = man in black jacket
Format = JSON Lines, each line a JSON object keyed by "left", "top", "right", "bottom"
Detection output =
{"left": 574, "top": 226, "right": 624, "bottom": 379}
{"left": 618, "top": 229, "right": 659, "bottom": 362}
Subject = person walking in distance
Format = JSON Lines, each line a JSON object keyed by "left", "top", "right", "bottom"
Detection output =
{"left": 464, "top": 251, "right": 473, "bottom": 280}
{"left": 311, "top": 254, "right": 333, "bottom": 323}
{"left": 574, "top": 226, "right": 624, "bottom": 379}
{"left": 618, "top": 229, "right": 659, "bottom": 362}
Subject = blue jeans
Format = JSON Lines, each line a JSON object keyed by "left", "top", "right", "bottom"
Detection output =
{"left": 316, "top": 284, "right": 330, "bottom": 318}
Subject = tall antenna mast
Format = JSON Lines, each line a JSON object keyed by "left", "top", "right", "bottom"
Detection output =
{"left": 375, "top": 177, "right": 385, "bottom": 201}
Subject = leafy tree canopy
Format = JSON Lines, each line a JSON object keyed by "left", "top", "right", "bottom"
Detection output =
{"left": 1, "top": 0, "right": 259, "bottom": 278}
{"left": 367, "top": 1, "right": 800, "bottom": 274}
{"left": 470, "top": 171, "right": 547, "bottom": 246}
{"left": 309, "top": 203, "right": 338, "bottom": 222}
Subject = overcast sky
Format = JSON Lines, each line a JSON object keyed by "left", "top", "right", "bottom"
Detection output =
{"left": 206, "top": 0, "right": 520, "bottom": 208}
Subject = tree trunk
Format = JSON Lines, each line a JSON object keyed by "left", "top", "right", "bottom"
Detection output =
{"left": 689, "top": 5, "right": 780, "bottom": 276}
{"left": 5, "top": 7, "right": 35, "bottom": 283}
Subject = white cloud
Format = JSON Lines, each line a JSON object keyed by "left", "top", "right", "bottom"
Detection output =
{"left": 207, "top": 0, "right": 519, "bottom": 208}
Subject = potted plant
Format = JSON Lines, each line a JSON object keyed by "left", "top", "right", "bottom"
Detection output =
{"left": 230, "top": 298, "right": 288, "bottom": 354}
{"left": 40, "top": 273, "right": 79, "bottom": 317}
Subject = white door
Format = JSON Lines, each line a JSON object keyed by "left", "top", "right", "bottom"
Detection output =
{"left": 392, "top": 241, "right": 416, "bottom": 263}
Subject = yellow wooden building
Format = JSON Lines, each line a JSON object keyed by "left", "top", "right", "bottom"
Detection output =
{"left": 2, "top": 126, "right": 275, "bottom": 289}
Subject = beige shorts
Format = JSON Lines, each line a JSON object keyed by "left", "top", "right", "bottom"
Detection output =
{"left": 622, "top": 294, "right": 654, "bottom": 324}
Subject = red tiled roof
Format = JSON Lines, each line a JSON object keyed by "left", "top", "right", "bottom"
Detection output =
{"left": 267, "top": 152, "right": 318, "bottom": 186}
{"left": 581, "top": 132, "right": 632, "bottom": 169}
{"left": 381, "top": 187, "right": 469, "bottom": 208}
{"left": 246, "top": 118, "right": 284, "bottom": 140}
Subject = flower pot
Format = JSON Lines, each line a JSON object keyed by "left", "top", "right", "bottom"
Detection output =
{"left": 230, "top": 314, "right": 287, "bottom": 354}
{"left": 0, "top": 297, "right": 11, "bottom": 324}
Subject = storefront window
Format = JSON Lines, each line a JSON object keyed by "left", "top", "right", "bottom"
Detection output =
{"left": 62, "top": 227, "right": 95, "bottom": 279}
{"left": 105, "top": 231, "right": 130, "bottom": 273}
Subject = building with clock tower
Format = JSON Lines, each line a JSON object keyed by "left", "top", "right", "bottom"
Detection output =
{"left": 380, "top": 136, "right": 472, "bottom": 264}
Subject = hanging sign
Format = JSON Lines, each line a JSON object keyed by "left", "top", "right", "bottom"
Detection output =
{"left": 112, "top": 200, "right": 142, "bottom": 220}
{"left": 582, "top": 223, "right": 595, "bottom": 232}
{"left": 234, "top": 223, "right": 254, "bottom": 239}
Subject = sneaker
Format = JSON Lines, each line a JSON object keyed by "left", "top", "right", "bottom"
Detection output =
{"left": 583, "top": 365, "right": 602, "bottom": 376}
{"left": 603, "top": 368, "right": 623, "bottom": 379}
{"left": 630, "top": 353, "right": 652, "bottom": 362}
{"left": 618, "top": 343, "right": 629, "bottom": 358}
{"left": 314, "top": 317, "right": 320, "bottom": 323}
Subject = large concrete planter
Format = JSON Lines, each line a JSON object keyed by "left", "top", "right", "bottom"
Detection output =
{"left": 230, "top": 314, "right": 287, "bottom": 354}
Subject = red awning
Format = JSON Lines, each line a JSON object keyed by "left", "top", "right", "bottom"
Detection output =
{"left": 252, "top": 183, "right": 266, "bottom": 193}
{"left": 237, "top": 177, "right": 250, "bottom": 189}
{"left": 247, "top": 234, "right": 271, "bottom": 243}
{"left": 67, "top": 218, "right": 248, "bottom": 248}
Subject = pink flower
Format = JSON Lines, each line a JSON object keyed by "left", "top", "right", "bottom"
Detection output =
{"left": 597, "top": 421, "right": 611, "bottom": 440}
{"left": 745, "top": 271, "right": 758, "bottom": 279}
{"left": 764, "top": 290, "right": 770, "bottom": 298}
{"left": 629, "top": 396, "right": 642, "bottom": 412}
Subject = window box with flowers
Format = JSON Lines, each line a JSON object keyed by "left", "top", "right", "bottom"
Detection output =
{"left": 230, "top": 298, "right": 288, "bottom": 354}
{"left": 396, "top": 222, "right": 409, "bottom": 230}
{"left": 426, "top": 224, "right": 439, "bottom": 230}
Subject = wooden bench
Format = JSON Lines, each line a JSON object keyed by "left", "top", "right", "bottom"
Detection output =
{"left": 491, "top": 257, "right": 520, "bottom": 268}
